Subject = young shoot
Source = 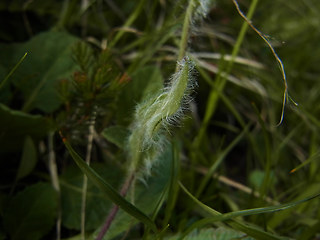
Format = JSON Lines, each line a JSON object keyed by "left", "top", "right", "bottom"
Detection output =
{"left": 128, "top": 56, "right": 196, "bottom": 175}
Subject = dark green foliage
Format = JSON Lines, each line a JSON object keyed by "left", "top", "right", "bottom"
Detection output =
{"left": 0, "top": 103, "right": 53, "bottom": 152}
{"left": 15, "top": 136, "right": 37, "bottom": 181}
{"left": 60, "top": 163, "right": 123, "bottom": 231}
{"left": 0, "top": 31, "right": 79, "bottom": 112}
{"left": 102, "top": 126, "right": 130, "bottom": 149}
{"left": 0, "top": 0, "right": 320, "bottom": 239}
{"left": 2, "top": 183, "right": 57, "bottom": 240}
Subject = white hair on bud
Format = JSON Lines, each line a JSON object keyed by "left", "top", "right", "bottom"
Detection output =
{"left": 194, "top": 0, "right": 214, "bottom": 22}
{"left": 127, "top": 56, "right": 197, "bottom": 175}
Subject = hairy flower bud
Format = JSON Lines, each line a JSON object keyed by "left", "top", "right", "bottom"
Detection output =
{"left": 128, "top": 57, "right": 196, "bottom": 174}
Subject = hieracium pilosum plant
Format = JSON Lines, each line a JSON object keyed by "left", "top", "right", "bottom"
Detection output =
{"left": 127, "top": 57, "right": 196, "bottom": 176}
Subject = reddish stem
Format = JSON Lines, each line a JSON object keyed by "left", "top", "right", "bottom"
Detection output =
{"left": 96, "top": 173, "right": 135, "bottom": 240}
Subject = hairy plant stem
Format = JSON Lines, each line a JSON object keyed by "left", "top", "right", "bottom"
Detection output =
{"left": 177, "top": 0, "right": 195, "bottom": 62}
{"left": 96, "top": 1, "right": 195, "bottom": 238}
{"left": 81, "top": 114, "right": 96, "bottom": 240}
{"left": 48, "top": 132, "right": 61, "bottom": 240}
{"left": 96, "top": 172, "right": 135, "bottom": 240}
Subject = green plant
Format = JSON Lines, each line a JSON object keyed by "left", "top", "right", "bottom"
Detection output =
{"left": 1, "top": 0, "right": 320, "bottom": 240}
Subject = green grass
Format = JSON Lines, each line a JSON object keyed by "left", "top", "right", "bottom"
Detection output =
{"left": 0, "top": 0, "right": 320, "bottom": 239}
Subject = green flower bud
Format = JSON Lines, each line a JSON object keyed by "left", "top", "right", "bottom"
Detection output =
{"left": 128, "top": 57, "right": 196, "bottom": 174}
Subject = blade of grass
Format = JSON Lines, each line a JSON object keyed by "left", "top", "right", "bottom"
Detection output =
{"left": 0, "top": 52, "right": 28, "bottom": 90}
{"left": 142, "top": 143, "right": 178, "bottom": 240}
{"left": 109, "top": 0, "right": 146, "bottom": 48}
{"left": 290, "top": 151, "right": 320, "bottom": 173}
{"left": 197, "top": 65, "right": 266, "bottom": 167}
{"left": 142, "top": 184, "right": 169, "bottom": 240}
{"left": 81, "top": 116, "right": 95, "bottom": 240}
{"left": 193, "top": 0, "right": 259, "bottom": 150}
{"left": 126, "top": 23, "right": 179, "bottom": 72}
{"left": 251, "top": 102, "right": 272, "bottom": 198}
{"left": 60, "top": 135, "right": 158, "bottom": 233}
{"left": 179, "top": 182, "right": 320, "bottom": 240}
{"left": 268, "top": 182, "right": 320, "bottom": 229}
{"left": 179, "top": 182, "right": 281, "bottom": 240}
{"left": 162, "top": 139, "right": 181, "bottom": 227}
{"left": 177, "top": 0, "right": 195, "bottom": 62}
{"left": 195, "top": 124, "right": 249, "bottom": 198}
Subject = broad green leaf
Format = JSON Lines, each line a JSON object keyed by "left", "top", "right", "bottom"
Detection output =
{"left": 3, "top": 182, "right": 57, "bottom": 240}
{"left": 101, "top": 126, "right": 130, "bottom": 149}
{"left": 0, "top": 31, "right": 79, "bottom": 113}
{"left": 60, "top": 162, "right": 124, "bottom": 231}
{"left": 15, "top": 136, "right": 37, "bottom": 181}
{"left": 62, "top": 138, "right": 158, "bottom": 233}
{"left": 0, "top": 103, "right": 53, "bottom": 152}
{"left": 116, "top": 65, "right": 163, "bottom": 124}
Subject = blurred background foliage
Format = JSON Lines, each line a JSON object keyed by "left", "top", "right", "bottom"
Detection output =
{"left": 0, "top": 0, "right": 320, "bottom": 239}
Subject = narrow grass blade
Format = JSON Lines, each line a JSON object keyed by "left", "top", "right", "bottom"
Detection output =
{"left": 251, "top": 102, "right": 272, "bottom": 195}
{"left": 190, "top": 194, "right": 320, "bottom": 226}
{"left": 193, "top": 0, "right": 259, "bottom": 149}
{"left": 195, "top": 124, "right": 249, "bottom": 197}
{"left": 179, "top": 183, "right": 281, "bottom": 240}
{"left": 290, "top": 151, "right": 320, "bottom": 173}
{"left": 109, "top": 0, "right": 146, "bottom": 48}
{"left": 163, "top": 139, "right": 181, "bottom": 227}
{"left": 142, "top": 145, "right": 176, "bottom": 240}
{"left": 61, "top": 136, "right": 158, "bottom": 233}
{"left": 0, "top": 52, "right": 27, "bottom": 90}
{"left": 180, "top": 182, "right": 319, "bottom": 240}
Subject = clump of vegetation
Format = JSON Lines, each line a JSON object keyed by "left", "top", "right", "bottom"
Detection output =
{"left": 0, "top": 0, "right": 320, "bottom": 240}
